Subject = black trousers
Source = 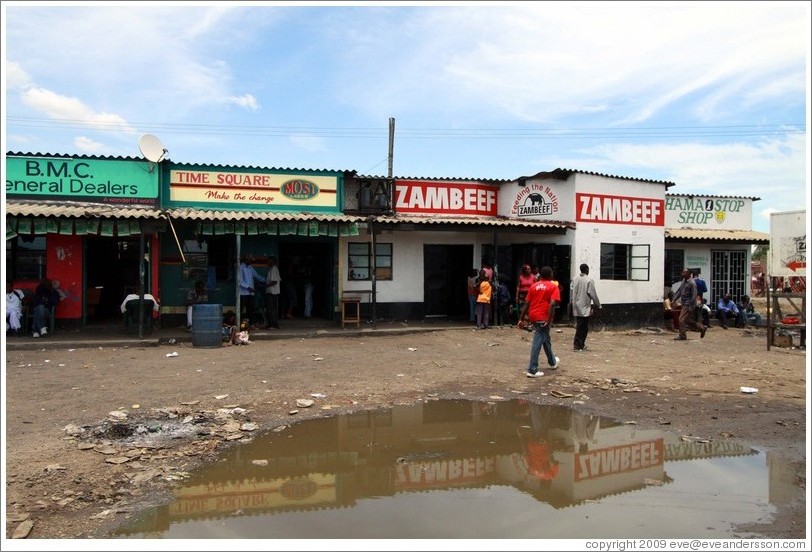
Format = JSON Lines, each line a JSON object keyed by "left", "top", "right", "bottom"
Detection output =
{"left": 574, "top": 316, "right": 590, "bottom": 350}
{"left": 265, "top": 294, "right": 280, "bottom": 328}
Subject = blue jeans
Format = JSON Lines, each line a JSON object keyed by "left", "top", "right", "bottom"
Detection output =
{"left": 528, "top": 322, "right": 556, "bottom": 374}
{"left": 468, "top": 295, "right": 476, "bottom": 322}
{"left": 33, "top": 304, "right": 51, "bottom": 333}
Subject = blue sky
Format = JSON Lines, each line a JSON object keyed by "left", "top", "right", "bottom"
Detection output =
{"left": 2, "top": 1, "right": 809, "bottom": 233}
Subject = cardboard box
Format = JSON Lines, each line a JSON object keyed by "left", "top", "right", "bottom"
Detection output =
{"left": 773, "top": 333, "right": 793, "bottom": 348}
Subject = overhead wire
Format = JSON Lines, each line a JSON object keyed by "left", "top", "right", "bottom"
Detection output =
{"left": 5, "top": 116, "right": 805, "bottom": 141}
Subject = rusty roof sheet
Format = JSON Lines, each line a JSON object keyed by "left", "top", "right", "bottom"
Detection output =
{"left": 665, "top": 228, "right": 770, "bottom": 243}
{"left": 522, "top": 167, "right": 676, "bottom": 186}
{"left": 372, "top": 214, "right": 573, "bottom": 230}
{"left": 5, "top": 200, "right": 164, "bottom": 219}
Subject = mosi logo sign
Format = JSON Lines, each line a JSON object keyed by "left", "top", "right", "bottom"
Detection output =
{"left": 281, "top": 179, "right": 319, "bottom": 200}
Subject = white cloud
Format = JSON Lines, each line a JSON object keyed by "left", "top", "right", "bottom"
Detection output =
{"left": 227, "top": 94, "right": 259, "bottom": 111}
{"left": 73, "top": 136, "right": 107, "bottom": 153}
{"left": 4, "top": 60, "right": 32, "bottom": 91}
{"left": 20, "top": 86, "right": 137, "bottom": 135}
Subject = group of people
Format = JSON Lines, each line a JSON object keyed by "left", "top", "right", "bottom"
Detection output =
{"left": 5, "top": 278, "right": 61, "bottom": 338}
{"left": 664, "top": 269, "right": 764, "bottom": 334}
{"left": 468, "top": 261, "right": 512, "bottom": 330}
{"left": 239, "top": 255, "right": 302, "bottom": 330}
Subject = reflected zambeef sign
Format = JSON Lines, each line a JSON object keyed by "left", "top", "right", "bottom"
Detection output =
{"left": 112, "top": 399, "right": 770, "bottom": 539}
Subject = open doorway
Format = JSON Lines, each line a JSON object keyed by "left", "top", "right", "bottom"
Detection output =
{"left": 278, "top": 241, "right": 335, "bottom": 321}
{"left": 423, "top": 244, "right": 474, "bottom": 320}
{"left": 85, "top": 237, "right": 146, "bottom": 324}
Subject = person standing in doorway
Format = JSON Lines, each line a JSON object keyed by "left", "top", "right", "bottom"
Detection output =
{"left": 475, "top": 269, "right": 492, "bottom": 329}
{"left": 238, "top": 256, "right": 263, "bottom": 322}
{"left": 516, "top": 264, "right": 535, "bottom": 331}
{"left": 264, "top": 256, "right": 281, "bottom": 329}
{"left": 570, "top": 263, "right": 601, "bottom": 352}
{"left": 467, "top": 268, "right": 479, "bottom": 324}
{"left": 518, "top": 266, "right": 561, "bottom": 378}
{"left": 675, "top": 268, "right": 707, "bottom": 340}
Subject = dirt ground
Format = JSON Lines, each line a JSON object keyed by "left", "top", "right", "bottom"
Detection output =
{"left": 3, "top": 306, "right": 809, "bottom": 543}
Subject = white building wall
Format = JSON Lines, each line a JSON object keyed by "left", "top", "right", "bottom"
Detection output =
{"left": 342, "top": 230, "right": 494, "bottom": 303}
{"left": 571, "top": 174, "right": 667, "bottom": 304}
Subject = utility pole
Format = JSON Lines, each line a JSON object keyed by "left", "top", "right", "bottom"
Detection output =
{"left": 372, "top": 117, "right": 394, "bottom": 329}
{"left": 388, "top": 117, "right": 395, "bottom": 178}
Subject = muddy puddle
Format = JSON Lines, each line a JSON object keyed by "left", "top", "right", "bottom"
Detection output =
{"left": 110, "top": 398, "right": 797, "bottom": 539}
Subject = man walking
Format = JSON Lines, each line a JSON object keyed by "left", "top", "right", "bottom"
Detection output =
{"left": 571, "top": 263, "right": 601, "bottom": 352}
{"left": 518, "top": 266, "right": 561, "bottom": 378}
{"left": 675, "top": 268, "right": 707, "bottom": 340}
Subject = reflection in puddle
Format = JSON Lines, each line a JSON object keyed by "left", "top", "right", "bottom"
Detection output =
{"left": 112, "top": 399, "right": 791, "bottom": 539}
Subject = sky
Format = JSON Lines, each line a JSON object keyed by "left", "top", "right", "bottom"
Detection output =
{"left": 2, "top": 1, "right": 809, "bottom": 233}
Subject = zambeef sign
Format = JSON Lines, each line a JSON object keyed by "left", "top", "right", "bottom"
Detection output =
{"left": 576, "top": 192, "right": 664, "bottom": 226}
{"left": 395, "top": 180, "right": 498, "bottom": 216}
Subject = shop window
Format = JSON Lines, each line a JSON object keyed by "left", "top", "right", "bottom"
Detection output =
{"left": 6, "top": 236, "right": 46, "bottom": 281}
{"left": 600, "top": 243, "right": 650, "bottom": 281}
{"left": 182, "top": 236, "right": 234, "bottom": 286}
{"left": 348, "top": 242, "right": 393, "bottom": 281}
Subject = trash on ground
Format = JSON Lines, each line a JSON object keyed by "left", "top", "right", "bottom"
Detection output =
{"left": 165, "top": 352, "right": 179, "bottom": 358}
{"left": 740, "top": 386, "right": 758, "bottom": 394}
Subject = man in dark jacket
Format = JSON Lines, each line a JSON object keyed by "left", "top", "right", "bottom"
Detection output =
{"left": 675, "top": 268, "right": 707, "bottom": 341}
{"left": 31, "top": 278, "right": 60, "bottom": 337}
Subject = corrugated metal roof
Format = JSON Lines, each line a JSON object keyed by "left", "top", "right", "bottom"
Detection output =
{"left": 5, "top": 200, "right": 163, "bottom": 219}
{"left": 522, "top": 167, "right": 676, "bottom": 186}
{"left": 167, "top": 208, "right": 366, "bottom": 224}
{"left": 357, "top": 174, "right": 512, "bottom": 184}
{"left": 666, "top": 193, "right": 761, "bottom": 201}
{"left": 6, "top": 152, "right": 355, "bottom": 175}
{"left": 665, "top": 228, "right": 770, "bottom": 243}
{"left": 7, "top": 151, "right": 145, "bottom": 161}
{"left": 372, "top": 214, "right": 573, "bottom": 230}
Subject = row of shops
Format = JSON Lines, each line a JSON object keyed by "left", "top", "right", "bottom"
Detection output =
{"left": 4, "top": 152, "right": 769, "bottom": 330}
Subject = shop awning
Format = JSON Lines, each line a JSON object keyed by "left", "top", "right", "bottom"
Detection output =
{"left": 5, "top": 200, "right": 165, "bottom": 238}
{"left": 166, "top": 207, "right": 367, "bottom": 237}
{"left": 665, "top": 228, "right": 770, "bottom": 244}
{"left": 369, "top": 214, "right": 573, "bottom": 232}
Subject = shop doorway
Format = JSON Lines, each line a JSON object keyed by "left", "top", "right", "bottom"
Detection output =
{"left": 85, "top": 237, "right": 146, "bottom": 323}
{"left": 278, "top": 241, "right": 335, "bottom": 321}
{"left": 510, "top": 243, "right": 571, "bottom": 322}
{"left": 423, "top": 244, "right": 473, "bottom": 319}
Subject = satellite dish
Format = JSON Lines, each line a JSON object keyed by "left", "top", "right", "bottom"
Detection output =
{"left": 139, "top": 134, "right": 167, "bottom": 163}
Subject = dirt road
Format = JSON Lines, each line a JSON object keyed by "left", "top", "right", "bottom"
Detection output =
{"left": 3, "top": 320, "right": 808, "bottom": 542}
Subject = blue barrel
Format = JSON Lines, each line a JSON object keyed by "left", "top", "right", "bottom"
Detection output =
{"left": 192, "top": 304, "right": 222, "bottom": 348}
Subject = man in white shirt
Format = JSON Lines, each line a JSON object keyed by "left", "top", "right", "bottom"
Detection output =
{"left": 264, "top": 256, "right": 282, "bottom": 329}
{"left": 6, "top": 285, "right": 25, "bottom": 335}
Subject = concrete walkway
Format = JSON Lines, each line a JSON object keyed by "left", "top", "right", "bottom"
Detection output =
{"left": 4, "top": 317, "right": 484, "bottom": 351}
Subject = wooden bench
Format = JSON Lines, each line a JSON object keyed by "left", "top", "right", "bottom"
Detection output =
{"left": 767, "top": 292, "right": 805, "bottom": 350}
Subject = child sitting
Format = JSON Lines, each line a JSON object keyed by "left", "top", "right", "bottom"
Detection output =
{"left": 222, "top": 311, "right": 238, "bottom": 345}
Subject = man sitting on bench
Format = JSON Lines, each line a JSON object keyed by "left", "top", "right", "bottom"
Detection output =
{"left": 120, "top": 285, "right": 160, "bottom": 328}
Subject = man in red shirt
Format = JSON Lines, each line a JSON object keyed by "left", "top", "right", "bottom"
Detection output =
{"left": 517, "top": 266, "right": 561, "bottom": 377}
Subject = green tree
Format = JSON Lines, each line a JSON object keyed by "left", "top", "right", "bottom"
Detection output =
{"left": 752, "top": 244, "right": 769, "bottom": 261}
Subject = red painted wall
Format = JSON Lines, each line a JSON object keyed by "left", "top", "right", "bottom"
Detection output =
{"left": 47, "top": 234, "right": 83, "bottom": 319}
